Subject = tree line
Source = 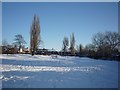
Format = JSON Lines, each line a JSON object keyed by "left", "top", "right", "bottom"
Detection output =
{"left": 1, "top": 15, "right": 120, "bottom": 61}
{"left": 61, "top": 31, "right": 120, "bottom": 60}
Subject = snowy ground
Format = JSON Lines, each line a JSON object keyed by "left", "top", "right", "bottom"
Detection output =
{"left": 0, "top": 54, "right": 118, "bottom": 88}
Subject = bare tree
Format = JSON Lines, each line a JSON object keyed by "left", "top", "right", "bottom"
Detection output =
{"left": 85, "top": 44, "right": 96, "bottom": 57}
{"left": 62, "top": 37, "right": 69, "bottom": 55}
{"left": 70, "top": 33, "right": 75, "bottom": 56}
{"left": 13, "top": 34, "right": 26, "bottom": 51}
{"left": 92, "top": 32, "right": 105, "bottom": 49}
{"left": 76, "top": 44, "right": 83, "bottom": 56}
{"left": 104, "top": 31, "right": 120, "bottom": 51}
{"left": 79, "top": 44, "right": 83, "bottom": 56}
{"left": 30, "top": 15, "right": 40, "bottom": 55}
{"left": 92, "top": 31, "right": 120, "bottom": 57}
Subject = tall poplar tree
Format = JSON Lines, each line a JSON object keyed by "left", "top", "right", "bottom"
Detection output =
{"left": 30, "top": 15, "right": 40, "bottom": 55}
{"left": 70, "top": 33, "right": 75, "bottom": 56}
{"left": 62, "top": 37, "right": 69, "bottom": 55}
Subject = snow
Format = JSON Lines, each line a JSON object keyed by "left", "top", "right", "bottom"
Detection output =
{"left": 0, "top": 54, "right": 118, "bottom": 88}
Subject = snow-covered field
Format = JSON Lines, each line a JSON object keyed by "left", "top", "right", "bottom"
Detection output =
{"left": 0, "top": 54, "right": 118, "bottom": 88}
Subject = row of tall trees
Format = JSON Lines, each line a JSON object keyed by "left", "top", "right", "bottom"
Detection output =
{"left": 29, "top": 15, "right": 120, "bottom": 60}
{"left": 62, "top": 31, "right": 120, "bottom": 60}
{"left": 62, "top": 33, "right": 75, "bottom": 56}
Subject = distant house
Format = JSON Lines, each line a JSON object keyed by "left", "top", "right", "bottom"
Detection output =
{"left": 23, "top": 48, "right": 30, "bottom": 54}
{"left": 18, "top": 47, "right": 30, "bottom": 54}
{"left": 59, "top": 48, "right": 71, "bottom": 56}
{"left": 1, "top": 45, "right": 30, "bottom": 54}
{"left": 2, "top": 45, "right": 18, "bottom": 54}
{"left": 36, "top": 48, "right": 58, "bottom": 55}
{"left": 19, "top": 48, "right": 23, "bottom": 53}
